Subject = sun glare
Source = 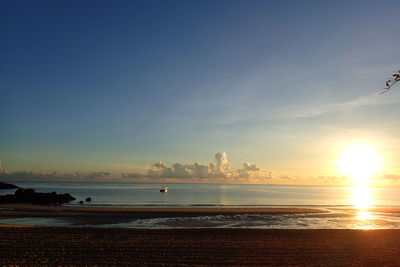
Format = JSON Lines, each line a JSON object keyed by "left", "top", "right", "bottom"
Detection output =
{"left": 350, "top": 185, "right": 375, "bottom": 229}
{"left": 337, "top": 144, "right": 383, "bottom": 185}
{"left": 350, "top": 185, "right": 374, "bottom": 210}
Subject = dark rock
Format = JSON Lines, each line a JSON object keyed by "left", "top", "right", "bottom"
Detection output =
{"left": 0, "top": 194, "right": 16, "bottom": 202}
{"left": 0, "top": 188, "right": 76, "bottom": 205}
{"left": 14, "top": 188, "right": 36, "bottom": 202}
{"left": 85, "top": 197, "right": 92, "bottom": 202}
{"left": 79, "top": 201, "right": 84, "bottom": 204}
{"left": 0, "top": 182, "right": 19, "bottom": 190}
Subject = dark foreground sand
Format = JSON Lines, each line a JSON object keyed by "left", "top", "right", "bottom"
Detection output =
{"left": 1, "top": 205, "right": 400, "bottom": 266}
{"left": 1, "top": 227, "right": 400, "bottom": 266}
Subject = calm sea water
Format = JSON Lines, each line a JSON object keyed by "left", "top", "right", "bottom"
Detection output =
{"left": 4, "top": 182, "right": 400, "bottom": 207}
{"left": 2, "top": 182, "right": 400, "bottom": 229}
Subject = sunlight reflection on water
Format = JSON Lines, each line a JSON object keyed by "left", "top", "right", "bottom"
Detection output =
{"left": 350, "top": 185, "right": 374, "bottom": 210}
{"left": 350, "top": 185, "right": 376, "bottom": 229}
{"left": 356, "top": 210, "right": 373, "bottom": 221}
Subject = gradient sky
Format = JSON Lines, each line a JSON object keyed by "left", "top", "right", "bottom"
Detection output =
{"left": 1, "top": 0, "right": 400, "bottom": 182}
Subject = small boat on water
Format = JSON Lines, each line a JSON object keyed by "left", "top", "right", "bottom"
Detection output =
{"left": 160, "top": 186, "right": 168, "bottom": 193}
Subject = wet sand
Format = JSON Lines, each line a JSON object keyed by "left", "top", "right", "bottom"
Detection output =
{"left": 1, "top": 227, "right": 400, "bottom": 266}
{"left": 0, "top": 204, "right": 325, "bottom": 225}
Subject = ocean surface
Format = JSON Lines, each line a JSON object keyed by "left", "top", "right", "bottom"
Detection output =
{"left": 2, "top": 182, "right": 400, "bottom": 229}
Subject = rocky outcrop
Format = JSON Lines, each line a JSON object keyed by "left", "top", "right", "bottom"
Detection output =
{"left": 0, "top": 188, "right": 76, "bottom": 205}
{"left": 0, "top": 182, "right": 19, "bottom": 189}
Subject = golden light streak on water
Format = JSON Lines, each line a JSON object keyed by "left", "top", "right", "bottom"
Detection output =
{"left": 351, "top": 185, "right": 374, "bottom": 210}
{"left": 356, "top": 210, "right": 373, "bottom": 220}
{"left": 350, "top": 185, "right": 376, "bottom": 229}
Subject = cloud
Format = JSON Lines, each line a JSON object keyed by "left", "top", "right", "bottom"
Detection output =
{"left": 148, "top": 162, "right": 211, "bottom": 179}
{"left": 148, "top": 161, "right": 168, "bottom": 177}
{"left": 121, "top": 172, "right": 146, "bottom": 179}
{"left": 241, "top": 163, "right": 260, "bottom": 172}
{"left": 148, "top": 161, "right": 223, "bottom": 179}
{"left": 215, "top": 152, "right": 230, "bottom": 171}
{"left": 147, "top": 152, "right": 270, "bottom": 182}
{"left": 2, "top": 153, "right": 265, "bottom": 182}
{"left": 6, "top": 152, "right": 378, "bottom": 185}
{"left": 316, "top": 175, "right": 348, "bottom": 184}
{"left": 84, "top": 172, "right": 111, "bottom": 179}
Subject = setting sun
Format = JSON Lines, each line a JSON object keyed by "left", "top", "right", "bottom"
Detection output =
{"left": 337, "top": 144, "right": 383, "bottom": 184}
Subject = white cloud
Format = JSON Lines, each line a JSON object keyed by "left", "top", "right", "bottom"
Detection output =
{"left": 242, "top": 163, "right": 260, "bottom": 171}
{"left": 215, "top": 152, "right": 230, "bottom": 171}
{"left": 147, "top": 152, "right": 270, "bottom": 182}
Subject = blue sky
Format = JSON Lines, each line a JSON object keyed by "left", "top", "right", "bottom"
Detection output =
{"left": 1, "top": 0, "right": 400, "bottom": 182}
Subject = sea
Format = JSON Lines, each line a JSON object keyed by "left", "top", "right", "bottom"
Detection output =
{"left": 2, "top": 182, "right": 400, "bottom": 229}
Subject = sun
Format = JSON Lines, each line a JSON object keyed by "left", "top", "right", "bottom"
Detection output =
{"left": 337, "top": 144, "right": 383, "bottom": 184}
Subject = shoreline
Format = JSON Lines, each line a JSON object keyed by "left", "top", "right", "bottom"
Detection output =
{"left": 1, "top": 227, "right": 400, "bottom": 266}
{"left": 0, "top": 204, "right": 326, "bottom": 226}
{"left": 2, "top": 204, "right": 400, "bottom": 228}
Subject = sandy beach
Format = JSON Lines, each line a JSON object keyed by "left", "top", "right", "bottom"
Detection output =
{"left": 1, "top": 227, "right": 400, "bottom": 266}
{"left": 0, "top": 205, "right": 400, "bottom": 265}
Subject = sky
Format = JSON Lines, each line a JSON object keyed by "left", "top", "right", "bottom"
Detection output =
{"left": 1, "top": 0, "right": 400, "bottom": 184}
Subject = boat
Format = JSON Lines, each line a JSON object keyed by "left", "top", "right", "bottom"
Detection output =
{"left": 160, "top": 186, "right": 168, "bottom": 193}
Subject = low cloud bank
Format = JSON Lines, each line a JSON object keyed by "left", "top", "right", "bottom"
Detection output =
{"left": 146, "top": 152, "right": 270, "bottom": 182}
{"left": 0, "top": 152, "right": 270, "bottom": 183}
{"left": 3, "top": 152, "right": 398, "bottom": 184}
